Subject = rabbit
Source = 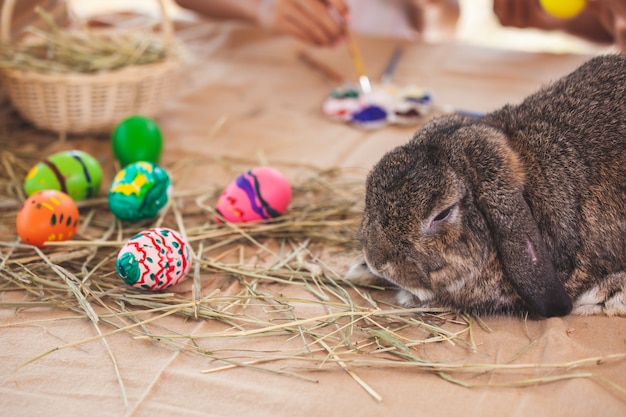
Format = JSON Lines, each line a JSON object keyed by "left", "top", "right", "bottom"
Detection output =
{"left": 345, "top": 54, "right": 626, "bottom": 318}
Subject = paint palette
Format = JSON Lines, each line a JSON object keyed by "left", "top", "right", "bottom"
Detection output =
{"left": 322, "top": 84, "right": 433, "bottom": 129}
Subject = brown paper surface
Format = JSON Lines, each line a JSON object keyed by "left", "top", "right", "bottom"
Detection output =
{"left": 1, "top": 16, "right": 625, "bottom": 417}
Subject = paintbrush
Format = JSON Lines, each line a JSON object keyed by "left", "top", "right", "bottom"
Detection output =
{"left": 344, "top": 29, "right": 372, "bottom": 95}
{"left": 381, "top": 46, "right": 403, "bottom": 84}
{"left": 327, "top": 6, "right": 371, "bottom": 94}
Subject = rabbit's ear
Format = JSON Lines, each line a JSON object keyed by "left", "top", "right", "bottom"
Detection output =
{"left": 461, "top": 126, "right": 572, "bottom": 317}
{"left": 478, "top": 190, "right": 572, "bottom": 317}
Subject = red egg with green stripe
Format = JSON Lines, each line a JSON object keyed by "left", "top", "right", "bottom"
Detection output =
{"left": 24, "top": 150, "right": 103, "bottom": 201}
{"left": 116, "top": 228, "right": 192, "bottom": 290}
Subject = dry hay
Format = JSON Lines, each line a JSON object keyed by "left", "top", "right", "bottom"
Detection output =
{"left": 0, "top": 6, "right": 177, "bottom": 74}
{"left": 0, "top": 107, "right": 624, "bottom": 404}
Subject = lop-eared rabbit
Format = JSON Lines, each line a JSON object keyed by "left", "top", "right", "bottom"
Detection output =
{"left": 347, "top": 54, "right": 626, "bottom": 318}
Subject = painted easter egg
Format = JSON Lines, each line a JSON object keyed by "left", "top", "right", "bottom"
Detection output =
{"left": 539, "top": 0, "right": 586, "bottom": 18}
{"left": 111, "top": 115, "right": 163, "bottom": 167}
{"left": 116, "top": 227, "right": 192, "bottom": 290}
{"left": 216, "top": 167, "right": 292, "bottom": 223}
{"left": 108, "top": 161, "right": 171, "bottom": 221}
{"left": 16, "top": 190, "right": 79, "bottom": 247}
{"left": 23, "top": 150, "right": 103, "bottom": 201}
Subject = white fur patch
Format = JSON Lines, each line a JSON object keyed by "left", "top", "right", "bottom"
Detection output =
{"left": 396, "top": 290, "right": 415, "bottom": 306}
{"left": 603, "top": 292, "right": 626, "bottom": 316}
{"left": 410, "top": 287, "right": 435, "bottom": 302}
{"left": 572, "top": 303, "right": 604, "bottom": 315}
{"left": 344, "top": 261, "right": 379, "bottom": 285}
{"left": 397, "top": 287, "right": 435, "bottom": 307}
{"left": 412, "top": 288, "right": 435, "bottom": 301}
{"left": 573, "top": 286, "right": 600, "bottom": 306}
{"left": 572, "top": 285, "right": 626, "bottom": 316}
{"left": 572, "top": 286, "right": 602, "bottom": 315}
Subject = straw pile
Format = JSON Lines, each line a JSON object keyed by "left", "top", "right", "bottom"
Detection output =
{"left": 0, "top": 109, "right": 624, "bottom": 403}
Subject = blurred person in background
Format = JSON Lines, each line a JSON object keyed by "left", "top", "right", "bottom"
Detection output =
{"left": 173, "top": 0, "right": 459, "bottom": 46}
{"left": 493, "top": 0, "right": 626, "bottom": 51}
{"left": 174, "top": 0, "right": 624, "bottom": 51}
{"left": 3, "top": 0, "right": 623, "bottom": 50}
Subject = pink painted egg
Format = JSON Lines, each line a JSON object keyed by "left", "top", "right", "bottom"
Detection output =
{"left": 216, "top": 167, "right": 292, "bottom": 223}
{"left": 116, "top": 227, "right": 192, "bottom": 290}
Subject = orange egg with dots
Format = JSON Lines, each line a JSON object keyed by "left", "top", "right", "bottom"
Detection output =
{"left": 16, "top": 190, "right": 80, "bottom": 247}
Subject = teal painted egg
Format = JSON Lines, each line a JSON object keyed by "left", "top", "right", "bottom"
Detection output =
{"left": 111, "top": 115, "right": 163, "bottom": 167}
{"left": 23, "top": 150, "right": 103, "bottom": 201}
{"left": 116, "top": 227, "right": 192, "bottom": 290}
{"left": 108, "top": 161, "right": 171, "bottom": 221}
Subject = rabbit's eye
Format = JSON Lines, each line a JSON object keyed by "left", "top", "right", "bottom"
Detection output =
{"left": 423, "top": 205, "right": 458, "bottom": 236}
{"left": 433, "top": 207, "right": 452, "bottom": 222}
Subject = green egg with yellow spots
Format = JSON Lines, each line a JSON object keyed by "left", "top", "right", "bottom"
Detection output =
{"left": 108, "top": 161, "right": 171, "bottom": 221}
{"left": 24, "top": 150, "right": 103, "bottom": 201}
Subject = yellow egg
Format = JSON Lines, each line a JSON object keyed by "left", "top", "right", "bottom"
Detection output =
{"left": 539, "top": 0, "right": 586, "bottom": 19}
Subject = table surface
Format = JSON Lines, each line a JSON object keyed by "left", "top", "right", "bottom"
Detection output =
{"left": 1, "top": 15, "right": 625, "bottom": 417}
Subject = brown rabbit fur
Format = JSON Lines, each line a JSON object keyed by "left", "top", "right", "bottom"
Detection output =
{"left": 346, "top": 54, "right": 626, "bottom": 318}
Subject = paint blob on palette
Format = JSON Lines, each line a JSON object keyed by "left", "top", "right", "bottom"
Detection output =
{"left": 116, "top": 227, "right": 192, "bottom": 290}
{"left": 16, "top": 190, "right": 80, "bottom": 247}
{"left": 23, "top": 150, "right": 103, "bottom": 201}
{"left": 108, "top": 161, "right": 171, "bottom": 221}
{"left": 322, "top": 84, "right": 433, "bottom": 129}
{"left": 216, "top": 166, "right": 292, "bottom": 223}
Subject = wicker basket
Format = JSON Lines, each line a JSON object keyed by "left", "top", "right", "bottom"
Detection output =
{"left": 0, "top": 0, "right": 183, "bottom": 134}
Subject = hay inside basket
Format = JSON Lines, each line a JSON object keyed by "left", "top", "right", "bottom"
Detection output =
{"left": 0, "top": 4, "right": 183, "bottom": 134}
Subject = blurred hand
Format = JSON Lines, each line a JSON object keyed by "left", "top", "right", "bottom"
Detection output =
{"left": 408, "top": 0, "right": 460, "bottom": 41}
{"left": 493, "top": 0, "right": 625, "bottom": 50}
{"left": 175, "top": 0, "right": 349, "bottom": 47}
{"left": 492, "top": 0, "right": 562, "bottom": 29}
{"left": 587, "top": 0, "right": 626, "bottom": 51}
{"left": 259, "top": 0, "right": 350, "bottom": 46}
